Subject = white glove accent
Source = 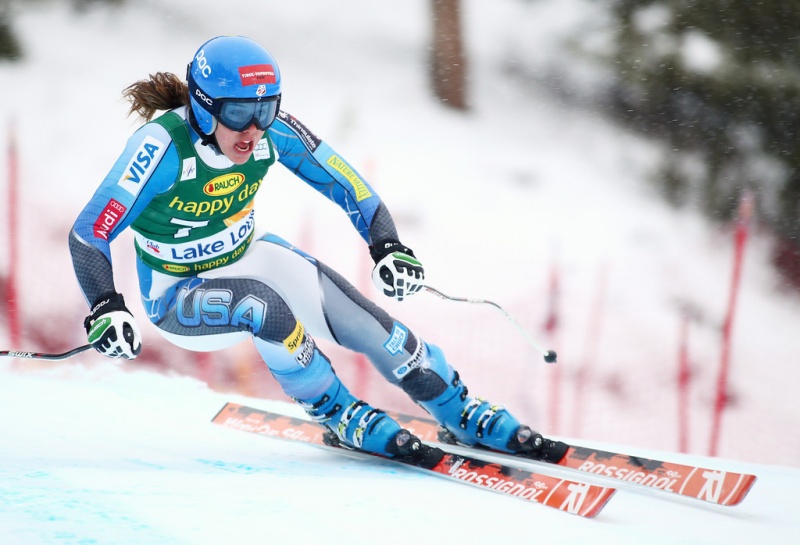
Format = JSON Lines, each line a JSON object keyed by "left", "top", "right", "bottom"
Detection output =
{"left": 372, "top": 251, "right": 425, "bottom": 302}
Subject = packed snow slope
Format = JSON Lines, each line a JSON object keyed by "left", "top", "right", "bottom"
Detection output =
{"left": 0, "top": 3, "right": 798, "bottom": 543}
{"left": 1, "top": 363, "right": 798, "bottom": 545}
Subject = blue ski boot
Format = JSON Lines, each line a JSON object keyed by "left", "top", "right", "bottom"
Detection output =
{"left": 296, "top": 374, "right": 401, "bottom": 455}
{"left": 292, "top": 352, "right": 443, "bottom": 467}
{"left": 323, "top": 426, "right": 444, "bottom": 469}
{"left": 400, "top": 343, "right": 567, "bottom": 462}
{"left": 266, "top": 335, "right": 443, "bottom": 467}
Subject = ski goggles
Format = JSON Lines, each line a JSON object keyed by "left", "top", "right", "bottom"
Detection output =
{"left": 215, "top": 97, "right": 281, "bottom": 132}
{"left": 188, "top": 70, "right": 281, "bottom": 132}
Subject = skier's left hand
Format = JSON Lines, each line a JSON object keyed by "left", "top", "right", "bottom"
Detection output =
{"left": 370, "top": 239, "right": 425, "bottom": 302}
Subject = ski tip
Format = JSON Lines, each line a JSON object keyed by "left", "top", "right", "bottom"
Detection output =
{"left": 577, "top": 487, "right": 617, "bottom": 518}
{"left": 720, "top": 473, "right": 758, "bottom": 506}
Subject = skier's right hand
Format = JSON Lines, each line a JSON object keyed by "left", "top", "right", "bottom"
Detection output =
{"left": 369, "top": 239, "right": 425, "bottom": 302}
{"left": 84, "top": 292, "right": 142, "bottom": 359}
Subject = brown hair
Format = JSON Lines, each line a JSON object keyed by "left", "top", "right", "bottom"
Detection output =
{"left": 122, "top": 72, "right": 189, "bottom": 121}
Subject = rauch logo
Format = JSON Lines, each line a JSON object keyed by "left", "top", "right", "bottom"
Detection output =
{"left": 204, "top": 173, "right": 245, "bottom": 196}
{"left": 163, "top": 264, "right": 191, "bottom": 273}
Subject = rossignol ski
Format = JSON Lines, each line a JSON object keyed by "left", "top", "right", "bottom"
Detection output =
{"left": 384, "top": 410, "right": 756, "bottom": 507}
{"left": 212, "top": 403, "right": 615, "bottom": 518}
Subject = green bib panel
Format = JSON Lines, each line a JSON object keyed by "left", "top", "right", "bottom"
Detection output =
{"left": 131, "top": 111, "right": 275, "bottom": 276}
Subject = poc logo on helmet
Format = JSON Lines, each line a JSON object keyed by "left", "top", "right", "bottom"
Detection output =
{"left": 194, "top": 88, "right": 213, "bottom": 106}
{"left": 195, "top": 49, "right": 212, "bottom": 78}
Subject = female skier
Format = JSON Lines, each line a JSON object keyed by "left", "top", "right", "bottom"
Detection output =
{"left": 69, "top": 35, "right": 557, "bottom": 466}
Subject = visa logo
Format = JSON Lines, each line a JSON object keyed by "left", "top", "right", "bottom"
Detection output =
{"left": 118, "top": 135, "right": 165, "bottom": 195}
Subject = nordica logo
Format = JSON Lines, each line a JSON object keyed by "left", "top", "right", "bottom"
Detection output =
{"left": 204, "top": 173, "right": 245, "bottom": 196}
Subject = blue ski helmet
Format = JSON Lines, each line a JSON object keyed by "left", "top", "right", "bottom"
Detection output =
{"left": 187, "top": 36, "right": 282, "bottom": 135}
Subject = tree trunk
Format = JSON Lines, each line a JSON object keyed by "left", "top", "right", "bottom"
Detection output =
{"left": 430, "top": 0, "right": 467, "bottom": 110}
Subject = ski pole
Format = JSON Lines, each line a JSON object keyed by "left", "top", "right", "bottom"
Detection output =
{"left": 0, "top": 344, "right": 93, "bottom": 361}
{"left": 423, "top": 285, "right": 558, "bottom": 364}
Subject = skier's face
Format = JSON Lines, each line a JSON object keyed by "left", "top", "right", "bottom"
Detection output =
{"left": 215, "top": 123, "right": 264, "bottom": 165}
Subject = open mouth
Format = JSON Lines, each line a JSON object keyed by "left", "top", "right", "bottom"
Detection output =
{"left": 234, "top": 140, "right": 254, "bottom": 153}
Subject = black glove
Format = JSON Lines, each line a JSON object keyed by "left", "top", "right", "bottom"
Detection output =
{"left": 369, "top": 239, "right": 425, "bottom": 302}
{"left": 84, "top": 292, "right": 142, "bottom": 359}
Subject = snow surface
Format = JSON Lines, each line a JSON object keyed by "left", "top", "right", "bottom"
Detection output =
{"left": 1, "top": 364, "right": 798, "bottom": 545}
{"left": 1, "top": 0, "right": 799, "bottom": 542}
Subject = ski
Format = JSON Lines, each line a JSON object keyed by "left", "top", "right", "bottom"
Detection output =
{"left": 384, "top": 410, "right": 757, "bottom": 507}
{"left": 212, "top": 402, "right": 615, "bottom": 518}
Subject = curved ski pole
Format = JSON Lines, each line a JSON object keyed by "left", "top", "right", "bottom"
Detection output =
{"left": 423, "top": 285, "right": 557, "bottom": 364}
{"left": 0, "top": 344, "right": 93, "bottom": 361}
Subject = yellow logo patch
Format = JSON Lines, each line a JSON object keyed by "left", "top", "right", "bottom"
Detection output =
{"left": 204, "top": 173, "right": 245, "bottom": 196}
{"left": 283, "top": 321, "right": 305, "bottom": 353}
{"left": 163, "top": 263, "right": 191, "bottom": 273}
{"left": 327, "top": 155, "right": 372, "bottom": 202}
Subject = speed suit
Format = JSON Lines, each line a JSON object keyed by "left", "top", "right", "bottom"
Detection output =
{"left": 69, "top": 106, "right": 526, "bottom": 455}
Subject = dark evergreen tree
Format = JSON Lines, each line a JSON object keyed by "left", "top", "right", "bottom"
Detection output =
{"left": 608, "top": 0, "right": 800, "bottom": 286}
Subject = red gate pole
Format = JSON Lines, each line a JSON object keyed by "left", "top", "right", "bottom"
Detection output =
{"left": 7, "top": 121, "right": 21, "bottom": 348}
{"left": 677, "top": 311, "right": 690, "bottom": 453}
{"left": 709, "top": 191, "right": 753, "bottom": 457}
{"left": 571, "top": 263, "right": 608, "bottom": 438}
{"left": 543, "top": 259, "right": 561, "bottom": 435}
